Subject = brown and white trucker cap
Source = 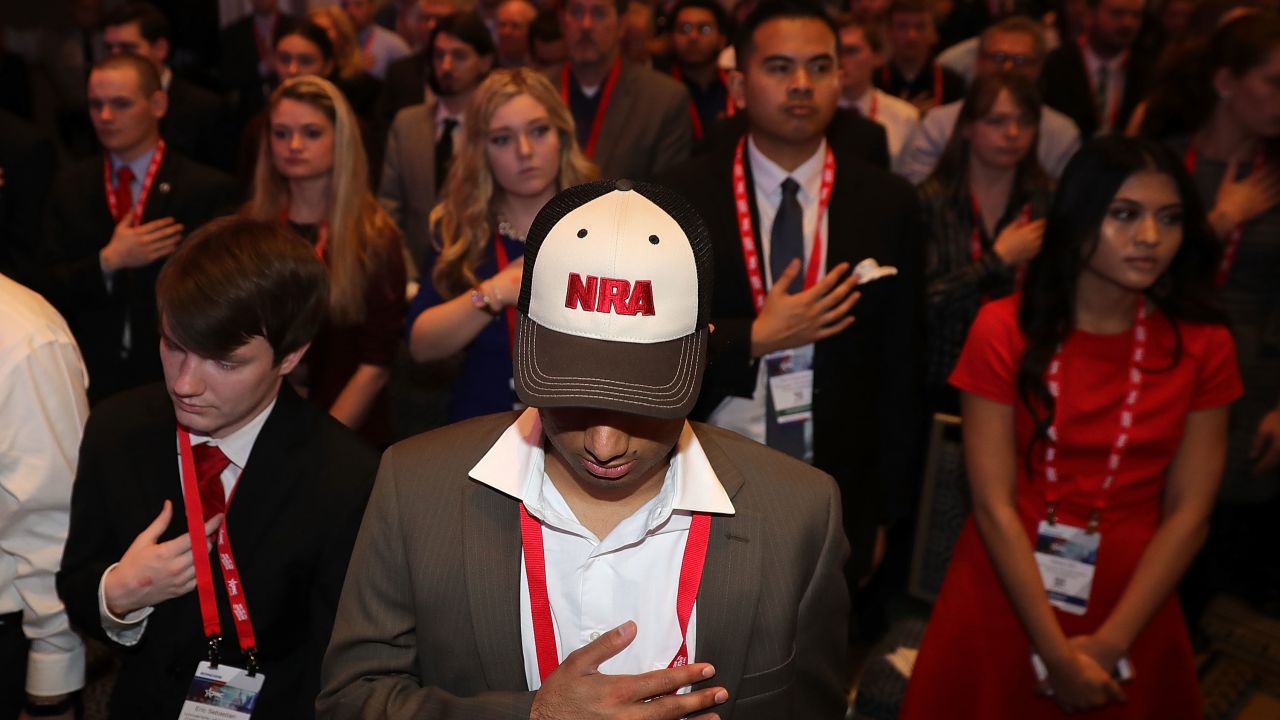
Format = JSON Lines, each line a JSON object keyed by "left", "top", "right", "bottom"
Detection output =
{"left": 513, "top": 179, "right": 713, "bottom": 419}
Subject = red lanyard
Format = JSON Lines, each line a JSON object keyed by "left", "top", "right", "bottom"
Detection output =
{"left": 103, "top": 140, "right": 166, "bottom": 225}
{"left": 1042, "top": 297, "right": 1148, "bottom": 529}
{"left": 492, "top": 231, "right": 517, "bottom": 350}
{"left": 1077, "top": 35, "right": 1126, "bottom": 132}
{"left": 561, "top": 57, "right": 622, "bottom": 159}
{"left": 732, "top": 136, "right": 836, "bottom": 313}
{"left": 866, "top": 90, "right": 879, "bottom": 122}
{"left": 279, "top": 206, "right": 329, "bottom": 260}
{"left": 671, "top": 66, "right": 736, "bottom": 140}
{"left": 880, "top": 62, "right": 942, "bottom": 102}
{"left": 177, "top": 430, "right": 260, "bottom": 673}
{"left": 1184, "top": 142, "right": 1265, "bottom": 287}
{"left": 519, "top": 502, "right": 712, "bottom": 682}
{"left": 254, "top": 13, "right": 277, "bottom": 63}
{"left": 362, "top": 27, "right": 376, "bottom": 56}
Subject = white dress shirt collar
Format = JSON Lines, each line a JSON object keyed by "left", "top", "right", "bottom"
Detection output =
{"left": 470, "top": 408, "right": 735, "bottom": 542}
{"left": 108, "top": 141, "right": 159, "bottom": 184}
{"left": 746, "top": 133, "right": 827, "bottom": 205}
{"left": 186, "top": 397, "right": 278, "bottom": 471}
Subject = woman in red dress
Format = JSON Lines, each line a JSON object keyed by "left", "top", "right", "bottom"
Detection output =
{"left": 903, "top": 135, "right": 1243, "bottom": 718}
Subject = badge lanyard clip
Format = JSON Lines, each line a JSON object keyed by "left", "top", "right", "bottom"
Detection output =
{"left": 207, "top": 635, "right": 222, "bottom": 668}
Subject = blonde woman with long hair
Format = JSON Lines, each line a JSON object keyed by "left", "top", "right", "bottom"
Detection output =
{"left": 408, "top": 67, "right": 596, "bottom": 422}
{"left": 307, "top": 7, "right": 382, "bottom": 119}
{"left": 244, "top": 75, "right": 406, "bottom": 445}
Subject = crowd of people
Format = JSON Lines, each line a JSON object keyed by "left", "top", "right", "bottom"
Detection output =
{"left": 0, "top": 0, "right": 1277, "bottom": 717}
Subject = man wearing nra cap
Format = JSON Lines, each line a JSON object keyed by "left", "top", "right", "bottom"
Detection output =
{"left": 317, "top": 179, "right": 850, "bottom": 719}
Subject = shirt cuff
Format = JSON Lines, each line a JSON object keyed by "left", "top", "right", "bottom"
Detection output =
{"left": 98, "top": 563, "right": 152, "bottom": 646}
{"left": 26, "top": 636, "right": 86, "bottom": 696}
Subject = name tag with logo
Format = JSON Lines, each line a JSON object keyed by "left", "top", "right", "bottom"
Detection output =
{"left": 179, "top": 662, "right": 265, "bottom": 719}
{"left": 1034, "top": 521, "right": 1100, "bottom": 616}
{"left": 765, "top": 345, "right": 814, "bottom": 423}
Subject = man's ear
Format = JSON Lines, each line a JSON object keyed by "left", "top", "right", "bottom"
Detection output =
{"left": 150, "top": 89, "right": 169, "bottom": 121}
{"left": 1212, "top": 66, "right": 1236, "bottom": 103}
{"left": 277, "top": 343, "right": 312, "bottom": 376}
{"left": 728, "top": 69, "right": 745, "bottom": 110}
{"left": 154, "top": 37, "right": 172, "bottom": 66}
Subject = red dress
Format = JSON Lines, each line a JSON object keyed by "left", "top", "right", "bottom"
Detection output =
{"left": 903, "top": 295, "right": 1242, "bottom": 719}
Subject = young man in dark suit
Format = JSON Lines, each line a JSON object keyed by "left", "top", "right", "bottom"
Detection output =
{"left": 319, "top": 179, "right": 850, "bottom": 719}
{"left": 662, "top": 0, "right": 925, "bottom": 589}
{"left": 219, "top": 0, "right": 290, "bottom": 124}
{"left": 40, "top": 54, "right": 237, "bottom": 404}
{"left": 1040, "top": 0, "right": 1152, "bottom": 138}
{"left": 57, "top": 217, "right": 379, "bottom": 719}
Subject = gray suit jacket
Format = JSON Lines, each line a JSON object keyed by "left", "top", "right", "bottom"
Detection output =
{"left": 556, "top": 61, "right": 695, "bottom": 181}
{"left": 379, "top": 100, "right": 437, "bottom": 272}
{"left": 317, "top": 412, "right": 850, "bottom": 719}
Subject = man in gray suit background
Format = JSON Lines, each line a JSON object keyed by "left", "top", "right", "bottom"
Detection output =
{"left": 318, "top": 179, "right": 850, "bottom": 719}
{"left": 554, "top": 0, "right": 694, "bottom": 180}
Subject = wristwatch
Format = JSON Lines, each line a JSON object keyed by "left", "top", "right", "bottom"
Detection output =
{"left": 25, "top": 695, "right": 75, "bottom": 717}
{"left": 470, "top": 285, "right": 498, "bottom": 315}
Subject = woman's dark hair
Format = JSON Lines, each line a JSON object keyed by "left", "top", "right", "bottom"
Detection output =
{"left": 1140, "top": 11, "right": 1280, "bottom": 140}
{"left": 928, "top": 72, "right": 1047, "bottom": 191}
{"left": 1016, "top": 136, "right": 1226, "bottom": 467}
{"left": 273, "top": 17, "right": 336, "bottom": 63}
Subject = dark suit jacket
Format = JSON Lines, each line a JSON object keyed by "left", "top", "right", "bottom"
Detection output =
{"left": 701, "top": 108, "right": 891, "bottom": 170}
{"left": 57, "top": 384, "right": 379, "bottom": 719}
{"left": 317, "top": 412, "right": 850, "bottom": 719}
{"left": 220, "top": 13, "right": 291, "bottom": 123}
{"left": 164, "top": 75, "right": 235, "bottom": 173}
{"left": 41, "top": 148, "right": 237, "bottom": 403}
{"left": 0, "top": 109, "right": 57, "bottom": 285}
{"left": 1040, "top": 41, "right": 1153, "bottom": 139}
{"left": 660, "top": 135, "right": 925, "bottom": 579}
{"left": 553, "top": 60, "right": 694, "bottom": 180}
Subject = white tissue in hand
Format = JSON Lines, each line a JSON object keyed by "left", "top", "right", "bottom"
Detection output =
{"left": 854, "top": 258, "right": 898, "bottom": 285}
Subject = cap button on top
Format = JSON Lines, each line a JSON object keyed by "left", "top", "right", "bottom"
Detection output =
{"left": 614, "top": 179, "right": 633, "bottom": 191}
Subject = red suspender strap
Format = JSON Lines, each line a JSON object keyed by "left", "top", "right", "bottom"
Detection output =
{"left": 732, "top": 136, "right": 836, "bottom": 313}
{"left": 1184, "top": 142, "right": 1265, "bottom": 287}
{"left": 492, "top": 231, "right": 517, "bottom": 350}
{"left": 561, "top": 57, "right": 622, "bottom": 160}
{"left": 519, "top": 503, "right": 713, "bottom": 682}
{"left": 103, "top": 139, "right": 167, "bottom": 225}
{"left": 178, "top": 430, "right": 260, "bottom": 671}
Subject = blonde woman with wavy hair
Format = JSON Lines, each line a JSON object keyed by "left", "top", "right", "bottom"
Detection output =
{"left": 244, "top": 75, "right": 406, "bottom": 445}
{"left": 309, "top": 6, "right": 370, "bottom": 79}
{"left": 408, "top": 67, "right": 596, "bottom": 422}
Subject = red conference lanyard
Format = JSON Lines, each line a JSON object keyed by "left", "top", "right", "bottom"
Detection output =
{"left": 671, "top": 66, "right": 736, "bottom": 140}
{"left": 519, "top": 503, "right": 712, "bottom": 683}
{"left": 968, "top": 191, "right": 1032, "bottom": 289}
{"left": 1042, "top": 296, "right": 1149, "bottom": 532}
{"left": 732, "top": 136, "right": 836, "bottom": 313}
{"left": 1077, "top": 35, "right": 1125, "bottom": 132}
{"left": 1184, "top": 142, "right": 1266, "bottom": 287}
{"left": 880, "top": 62, "right": 942, "bottom": 103}
{"left": 561, "top": 57, "right": 622, "bottom": 160}
{"left": 254, "top": 13, "right": 278, "bottom": 63}
{"left": 103, "top": 139, "right": 167, "bottom": 225}
{"left": 177, "top": 429, "right": 261, "bottom": 675}
{"left": 866, "top": 90, "right": 879, "bottom": 122}
{"left": 278, "top": 206, "right": 329, "bottom": 260}
{"left": 492, "top": 230, "right": 517, "bottom": 350}
{"left": 361, "top": 27, "right": 376, "bottom": 56}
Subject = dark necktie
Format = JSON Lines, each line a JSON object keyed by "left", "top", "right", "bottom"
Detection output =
{"left": 765, "top": 177, "right": 807, "bottom": 460}
{"left": 114, "top": 166, "right": 135, "bottom": 223}
{"left": 193, "top": 443, "right": 231, "bottom": 520}
{"left": 436, "top": 117, "right": 458, "bottom": 188}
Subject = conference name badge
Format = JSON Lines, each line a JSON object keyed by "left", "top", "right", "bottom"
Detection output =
{"left": 765, "top": 345, "right": 814, "bottom": 423}
{"left": 1033, "top": 520, "right": 1100, "bottom": 616}
{"left": 179, "top": 661, "right": 265, "bottom": 719}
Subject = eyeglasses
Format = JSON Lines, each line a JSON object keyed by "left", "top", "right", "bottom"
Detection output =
{"left": 675, "top": 22, "right": 717, "bottom": 36}
{"left": 979, "top": 51, "right": 1038, "bottom": 68}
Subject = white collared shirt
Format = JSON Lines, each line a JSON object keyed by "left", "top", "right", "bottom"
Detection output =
{"left": 96, "top": 398, "right": 277, "bottom": 644}
{"left": 1080, "top": 44, "right": 1126, "bottom": 135}
{"left": 840, "top": 87, "right": 920, "bottom": 168}
{"left": 434, "top": 100, "right": 464, "bottom": 142}
{"left": 357, "top": 24, "right": 411, "bottom": 79}
{"left": 469, "top": 408, "right": 735, "bottom": 689}
{"left": 707, "top": 136, "right": 828, "bottom": 459}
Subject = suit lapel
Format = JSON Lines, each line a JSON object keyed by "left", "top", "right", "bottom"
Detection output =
{"left": 462, "top": 480, "right": 527, "bottom": 690}
{"left": 143, "top": 150, "right": 177, "bottom": 224}
{"left": 223, "top": 386, "right": 311, "bottom": 555}
{"left": 136, "top": 391, "right": 188, "bottom": 541}
{"left": 690, "top": 426, "right": 761, "bottom": 692}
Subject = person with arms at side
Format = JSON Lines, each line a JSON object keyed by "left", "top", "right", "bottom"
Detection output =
{"left": 663, "top": 0, "right": 925, "bottom": 592}
{"left": 875, "top": 0, "right": 967, "bottom": 114}
{"left": 496, "top": 0, "right": 539, "bottom": 68}
{"left": 556, "top": 0, "right": 694, "bottom": 179}
{"left": 244, "top": 76, "right": 407, "bottom": 448}
{"left": 319, "top": 178, "right": 850, "bottom": 719}
{"left": 837, "top": 12, "right": 920, "bottom": 169}
{"left": 103, "top": 3, "right": 234, "bottom": 172}
{"left": 42, "top": 54, "right": 237, "bottom": 405}
{"left": 0, "top": 275, "right": 88, "bottom": 720}
{"left": 220, "top": 0, "right": 290, "bottom": 126}
{"left": 342, "top": 0, "right": 412, "bottom": 79}
{"left": 407, "top": 68, "right": 596, "bottom": 422}
{"left": 919, "top": 71, "right": 1052, "bottom": 415}
{"left": 898, "top": 15, "right": 1082, "bottom": 183}
{"left": 668, "top": 0, "right": 735, "bottom": 141}
{"left": 57, "top": 217, "right": 379, "bottom": 719}
{"left": 1145, "top": 15, "right": 1280, "bottom": 620}
{"left": 903, "top": 135, "right": 1241, "bottom": 719}
{"left": 1041, "top": 0, "right": 1153, "bottom": 138}
{"left": 429, "top": 12, "right": 497, "bottom": 188}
